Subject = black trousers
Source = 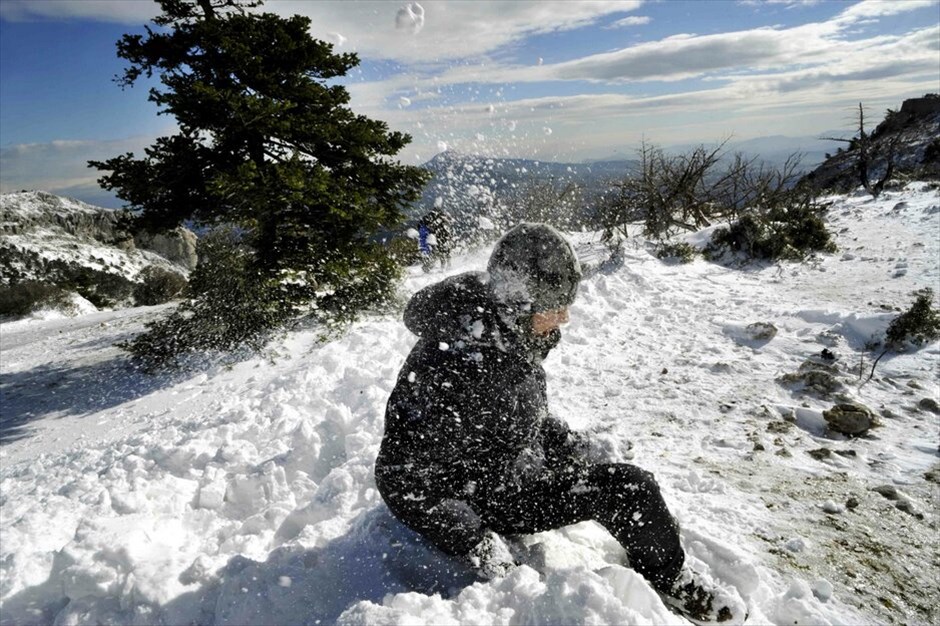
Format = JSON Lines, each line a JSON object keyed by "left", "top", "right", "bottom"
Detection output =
{"left": 378, "top": 459, "right": 685, "bottom": 592}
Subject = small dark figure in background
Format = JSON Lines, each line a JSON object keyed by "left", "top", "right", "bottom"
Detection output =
{"left": 418, "top": 210, "right": 453, "bottom": 272}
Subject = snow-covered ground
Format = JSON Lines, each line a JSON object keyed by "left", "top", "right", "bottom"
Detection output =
{"left": 1, "top": 183, "right": 938, "bottom": 625}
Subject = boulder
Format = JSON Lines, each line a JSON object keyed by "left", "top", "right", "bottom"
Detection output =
{"left": 823, "top": 402, "right": 875, "bottom": 436}
{"left": 746, "top": 322, "right": 777, "bottom": 341}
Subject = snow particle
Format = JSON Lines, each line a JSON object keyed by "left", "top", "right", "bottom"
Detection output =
{"left": 438, "top": 342, "right": 449, "bottom": 351}
{"left": 784, "top": 537, "right": 807, "bottom": 552}
{"left": 278, "top": 576, "right": 292, "bottom": 587}
{"left": 408, "top": 371, "right": 417, "bottom": 383}
{"left": 812, "top": 579, "right": 833, "bottom": 602}
{"left": 395, "top": 2, "right": 425, "bottom": 34}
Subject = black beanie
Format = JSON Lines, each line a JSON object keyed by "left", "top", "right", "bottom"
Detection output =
{"left": 487, "top": 223, "right": 581, "bottom": 312}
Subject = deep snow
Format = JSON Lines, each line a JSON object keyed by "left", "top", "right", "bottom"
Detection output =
{"left": 1, "top": 183, "right": 938, "bottom": 625}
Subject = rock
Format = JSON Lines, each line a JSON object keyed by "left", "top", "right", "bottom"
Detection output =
{"left": 823, "top": 402, "right": 875, "bottom": 436}
{"left": 918, "top": 397, "right": 940, "bottom": 414}
{"left": 778, "top": 360, "right": 845, "bottom": 397}
{"left": 808, "top": 448, "right": 832, "bottom": 460}
{"left": 746, "top": 322, "right": 777, "bottom": 341}
{"left": 135, "top": 226, "right": 198, "bottom": 271}
{"left": 834, "top": 449, "right": 857, "bottom": 458}
{"left": 894, "top": 500, "right": 922, "bottom": 518}
{"left": 846, "top": 496, "right": 860, "bottom": 510}
{"left": 872, "top": 484, "right": 900, "bottom": 500}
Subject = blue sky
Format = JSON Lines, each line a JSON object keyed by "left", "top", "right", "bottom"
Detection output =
{"left": 1, "top": 0, "right": 938, "bottom": 207}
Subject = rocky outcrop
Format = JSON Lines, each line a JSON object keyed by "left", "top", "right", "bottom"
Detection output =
{"left": 0, "top": 190, "right": 197, "bottom": 284}
{"left": 800, "top": 95, "right": 940, "bottom": 193}
{"left": 0, "top": 191, "right": 126, "bottom": 240}
{"left": 135, "top": 227, "right": 198, "bottom": 271}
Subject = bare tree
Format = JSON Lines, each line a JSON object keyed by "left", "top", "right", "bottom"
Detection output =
{"left": 822, "top": 102, "right": 899, "bottom": 198}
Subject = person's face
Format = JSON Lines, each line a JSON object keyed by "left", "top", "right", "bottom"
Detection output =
{"left": 531, "top": 307, "right": 570, "bottom": 336}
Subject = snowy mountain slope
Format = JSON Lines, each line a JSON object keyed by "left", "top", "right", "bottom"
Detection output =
{"left": 1, "top": 183, "right": 938, "bottom": 625}
{"left": 1, "top": 191, "right": 195, "bottom": 286}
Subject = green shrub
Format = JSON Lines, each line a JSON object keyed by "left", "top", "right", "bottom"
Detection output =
{"left": 655, "top": 242, "right": 697, "bottom": 263}
{"left": 73, "top": 269, "right": 136, "bottom": 308}
{"left": 134, "top": 266, "right": 188, "bottom": 306}
{"left": 0, "top": 281, "right": 73, "bottom": 318}
{"left": 864, "top": 288, "right": 940, "bottom": 385}
{"left": 706, "top": 200, "right": 836, "bottom": 262}
{"left": 886, "top": 288, "right": 940, "bottom": 348}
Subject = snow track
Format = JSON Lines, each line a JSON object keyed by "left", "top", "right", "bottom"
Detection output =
{"left": 1, "top": 183, "right": 938, "bottom": 625}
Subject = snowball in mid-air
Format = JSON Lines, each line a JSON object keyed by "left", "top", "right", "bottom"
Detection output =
{"left": 399, "top": 96, "right": 412, "bottom": 107}
{"left": 543, "top": 127, "right": 553, "bottom": 135}
{"left": 396, "top": 2, "right": 425, "bottom": 34}
{"left": 437, "top": 140, "right": 448, "bottom": 152}
{"left": 328, "top": 32, "right": 346, "bottom": 46}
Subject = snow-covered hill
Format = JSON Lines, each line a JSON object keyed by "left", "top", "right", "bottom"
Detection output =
{"left": 0, "top": 191, "right": 196, "bottom": 286}
{"left": 1, "top": 183, "right": 938, "bottom": 625}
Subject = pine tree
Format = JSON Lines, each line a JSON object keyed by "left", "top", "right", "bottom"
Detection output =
{"left": 91, "top": 0, "right": 429, "bottom": 365}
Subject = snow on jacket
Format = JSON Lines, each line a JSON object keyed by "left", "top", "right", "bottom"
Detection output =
{"left": 375, "top": 271, "right": 580, "bottom": 502}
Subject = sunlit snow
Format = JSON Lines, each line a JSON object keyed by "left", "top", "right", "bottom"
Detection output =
{"left": 1, "top": 183, "right": 938, "bottom": 625}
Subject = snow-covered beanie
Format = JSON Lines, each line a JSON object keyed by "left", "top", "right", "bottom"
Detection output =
{"left": 487, "top": 223, "right": 581, "bottom": 313}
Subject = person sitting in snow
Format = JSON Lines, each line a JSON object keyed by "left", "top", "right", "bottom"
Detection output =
{"left": 375, "top": 223, "right": 745, "bottom": 623}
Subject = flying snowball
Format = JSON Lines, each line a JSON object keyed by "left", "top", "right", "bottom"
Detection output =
{"left": 543, "top": 127, "right": 553, "bottom": 135}
{"left": 437, "top": 140, "right": 448, "bottom": 152}
{"left": 538, "top": 57, "right": 543, "bottom": 66}
{"left": 327, "top": 32, "right": 346, "bottom": 46}
{"left": 396, "top": 2, "right": 425, "bottom": 34}
{"left": 399, "top": 96, "right": 412, "bottom": 107}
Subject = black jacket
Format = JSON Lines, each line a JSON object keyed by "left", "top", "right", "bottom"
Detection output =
{"left": 376, "top": 272, "right": 580, "bottom": 506}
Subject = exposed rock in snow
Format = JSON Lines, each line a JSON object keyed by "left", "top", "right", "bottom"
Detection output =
{"left": 1, "top": 191, "right": 196, "bottom": 308}
{"left": 823, "top": 403, "right": 875, "bottom": 436}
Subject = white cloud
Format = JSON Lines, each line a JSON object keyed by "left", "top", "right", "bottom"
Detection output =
{"left": 606, "top": 15, "right": 651, "bottom": 28}
{"left": 835, "top": 0, "right": 938, "bottom": 23}
{"left": 0, "top": 1, "right": 642, "bottom": 63}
